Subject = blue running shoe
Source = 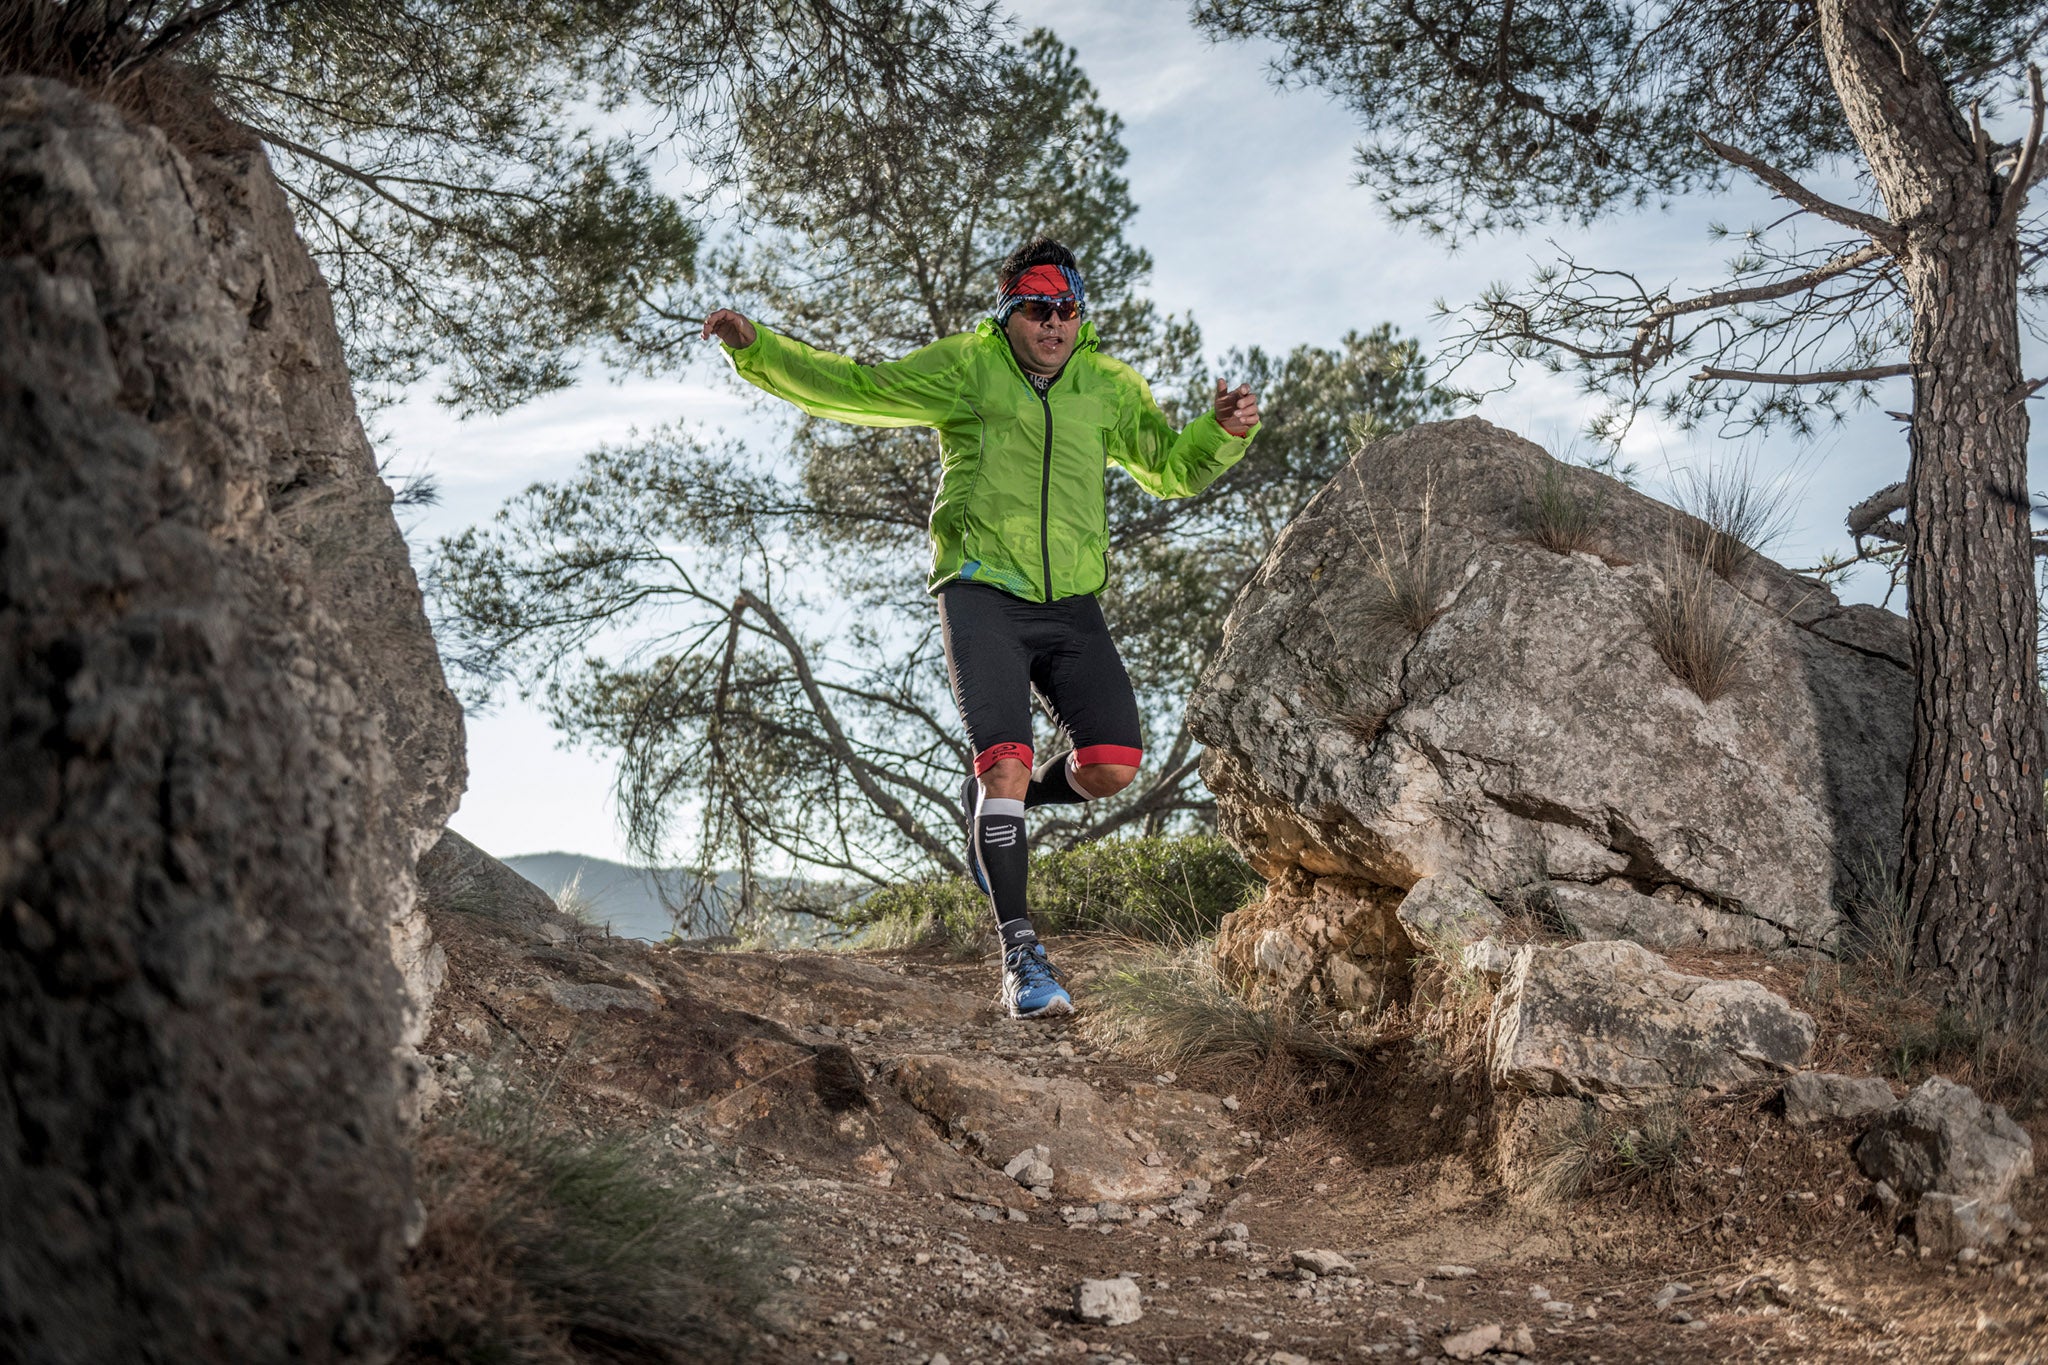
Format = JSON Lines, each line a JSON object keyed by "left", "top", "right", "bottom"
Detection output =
{"left": 962, "top": 772, "right": 990, "bottom": 894}
{"left": 1001, "top": 942, "right": 1073, "bottom": 1019}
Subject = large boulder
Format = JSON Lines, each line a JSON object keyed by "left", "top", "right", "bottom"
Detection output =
{"left": 1191, "top": 419, "right": 1910, "bottom": 1001}
{"left": 0, "top": 76, "right": 461, "bottom": 1361}
{"left": 1488, "top": 940, "right": 1817, "bottom": 1097}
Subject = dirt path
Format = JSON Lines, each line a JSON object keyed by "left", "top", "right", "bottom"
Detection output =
{"left": 415, "top": 904, "right": 2048, "bottom": 1365}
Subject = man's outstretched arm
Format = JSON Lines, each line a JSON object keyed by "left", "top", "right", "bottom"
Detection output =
{"left": 702, "top": 308, "right": 970, "bottom": 429}
{"left": 1109, "top": 370, "right": 1263, "bottom": 499}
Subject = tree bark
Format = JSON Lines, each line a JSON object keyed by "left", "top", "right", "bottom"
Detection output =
{"left": 1820, "top": 0, "right": 2048, "bottom": 1018}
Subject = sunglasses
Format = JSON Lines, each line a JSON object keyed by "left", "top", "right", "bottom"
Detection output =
{"left": 1015, "top": 296, "right": 1081, "bottom": 323}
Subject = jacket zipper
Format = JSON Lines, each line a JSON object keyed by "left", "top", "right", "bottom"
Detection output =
{"left": 1036, "top": 387, "right": 1054, "bottom": 602}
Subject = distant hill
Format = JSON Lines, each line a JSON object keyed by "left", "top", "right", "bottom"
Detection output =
{"left": 502, "top": 852, "right": 838, "bottom": 945}
{"left": 501, "top": 852, "right": 705, "bottom": 941}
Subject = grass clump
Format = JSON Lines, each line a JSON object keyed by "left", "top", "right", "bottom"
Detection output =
{"left": 1401, "top": 924, "right": 1499, "bottom": 1069}
{"left": 1670, "top": 448, "right": 1799, "bottom": 581}
{"left": 401, "top": 1083, "right": 774, "bottom": 1364}
{"left": 1520, "top": 462, "right": 1607, "bottom": 556}
{"left": 1523, "top": 1093, "right": 1697, "bottom": 1207}
{"left": 849, "top": 832, "right": 1261, "bottom": 954}
{"left": 1338, "top": 473, "right": 1462, "bottom": 636}
{"left": 1090, "top": 946, "right": 1377, "bottom": 1074}
{"left": 1641, "top": 553, "right": 1761, "bottom": 702}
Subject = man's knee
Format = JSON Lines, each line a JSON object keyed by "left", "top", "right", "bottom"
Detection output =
{"left": 978, "top": 757, "right": 1030, "bottom": 800}
{"left": 1072, "top": 761, "right": 1137, "bottom": 799}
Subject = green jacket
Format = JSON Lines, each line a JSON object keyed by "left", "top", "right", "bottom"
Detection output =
{"left": 726, "top": 317, "right": 1258, "bottom": 601}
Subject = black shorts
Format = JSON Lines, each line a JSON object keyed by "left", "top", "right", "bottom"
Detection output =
{"left": 936, "top": 582, "right": 1143, "bottom": 775}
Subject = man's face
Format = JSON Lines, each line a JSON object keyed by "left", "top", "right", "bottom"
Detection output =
{"left": 1003, "top": 301, "right": 1080, "bottom": 377}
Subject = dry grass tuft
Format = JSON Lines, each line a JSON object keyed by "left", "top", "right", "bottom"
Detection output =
{"left": 1640, "top": 552, "right": 1762, "bottom": 702}
{"left": 1340, "top": 478, "right": 1463, "bottom": 636}
{"left": 1670, "top": 449, "right": 1799, "bottom": 581}
{"left": 1520, "top": 462, "right": 1607, "bottom": 556}
{"left": 1088, "top": 946, "right": 1378, "bottom": 1104}
{"left": 1399, "top": 925, "right": 1497, "bottom": 1072}
{"left": 552, "top": 870, "right": 601, "bottom": 928}
{"left": 402, "top": 1079, "right": 774, "bottom": 1363}
{"left": 1520, "top": 1091, "right": 1699, "bottom": 1209}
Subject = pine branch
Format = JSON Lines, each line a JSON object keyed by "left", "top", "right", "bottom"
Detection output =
{"left": 2000, "top": 64, "right": 2048, "bottom": 229}
{"left": 1693, "top": 362, "right": 1911, "bottom": 384}
{"left": 1697, "top": 133, "right": 1905, "bottom": 250}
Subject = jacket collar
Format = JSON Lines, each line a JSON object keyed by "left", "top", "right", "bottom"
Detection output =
{"left": 978, "top": 316, "right": 1099, "bottom": 382}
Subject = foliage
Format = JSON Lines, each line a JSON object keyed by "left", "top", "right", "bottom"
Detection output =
{"left": 402, "top": 1080, "right": 773, "bottom": 1363}
{"left": 433, "top": 28, "right": 1456, "bottom": 889}
{"left": 849, "top": 832, "right": 1261, "bottom": 952}
{"left": 1195, "top": 0, "right": 2048, "bottom": 438}
{"left": 4, "top": 0, "right": 1008, "bottom": 410}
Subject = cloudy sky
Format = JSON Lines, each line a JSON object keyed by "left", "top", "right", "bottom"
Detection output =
{"left": 381, "top": 2, "right": 2010, "bottom": 865}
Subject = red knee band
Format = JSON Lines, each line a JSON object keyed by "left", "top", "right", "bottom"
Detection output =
{"left": 974, "top": 742, "right": 1034, "bottom": 774}
{"left": 1073, "top": 744, "right": 1142, "bottom": 769}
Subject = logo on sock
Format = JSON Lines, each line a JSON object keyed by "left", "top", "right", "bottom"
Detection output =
{"left": 981, "top": 822, "right": 1020, "bottom": 848}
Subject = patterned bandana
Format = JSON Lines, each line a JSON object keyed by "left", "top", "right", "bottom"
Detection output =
{"left": 994, "top": 262, "right": 1086, "bottom": 325}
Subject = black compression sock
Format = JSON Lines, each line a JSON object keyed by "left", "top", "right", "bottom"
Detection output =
{"left": 1024, "top": 752, "right": 1086, "bottom": 809}
{"left": 975, "top": 797, "right": 1033, "bottom": 936}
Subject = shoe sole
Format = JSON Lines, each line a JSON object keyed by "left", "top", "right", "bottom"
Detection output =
{"left": 1009, "top": 995, "right": 1075, "bottom": 1020}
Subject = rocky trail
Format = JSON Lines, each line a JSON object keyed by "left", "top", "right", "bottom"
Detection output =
{"left": 414, "top": 838, "right": 2047, "bottom": 1365}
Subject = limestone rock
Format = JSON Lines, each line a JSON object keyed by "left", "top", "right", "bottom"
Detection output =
{"left": 1292, "top": 1249, "right": 1354, "bottom": 1276}
{"left": 1192, "top": 418, "right": 1911, "bottom": 998}
{"left": 1073, "top": 1277, "right": 1142, "bottom": 1326}
{"left": 1396, "top": 875, "right": 1504, "bottom": 952}
{"left": 1855, "top": 1076, "right": 2034, "bottom": 1206}
{"left": 1782, "top": 1072, "right": 1895, "bottom": 1127}
{"left": 1533, "top": 880, "right": 1785, "bottom": 953}
{"left": 1489, "top": 940, "right": 1816, "bottom": 1097}
{"left": 543, "top": 981, "right": 659, "bottom": 1013}
{"left": 1913, "top": 1192, "right": 2017, "bottom": 1256}
{"left": 419, "top": 827, "right": 565, "bottom": 937}
{"left": 1440, "top": 1323, "right": 1502, "bottom": 1361}
{"left": 0, "top": 76, "right": 459, "bottom": 1360}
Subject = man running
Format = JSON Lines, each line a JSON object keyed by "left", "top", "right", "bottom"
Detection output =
{"left": 702, "top": 238, "right": 1259, "bottom": 1018}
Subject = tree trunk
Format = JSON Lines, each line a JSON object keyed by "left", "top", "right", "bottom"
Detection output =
{"left": 1820, "top": 0, "right": 2048, "bottom": 1018}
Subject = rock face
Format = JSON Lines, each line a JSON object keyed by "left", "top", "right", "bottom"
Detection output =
{"left": 1781, "top": 1072, "right": 1896, "bottom": 1127}
{"left": 0, "top": 77, "right": 461, "bottom": 1361}
{"left": 419, "top": 827, "right": 561, "bottom": 936}
{"left": 1190, "top": 418, "right": 1911, "bottom": 1001}
{"left": 1488, "top": 941, "right": 1816, "bottom": 1097}
{"left": 1855, "top": 1076, "right": 2035, "bottom": 1208}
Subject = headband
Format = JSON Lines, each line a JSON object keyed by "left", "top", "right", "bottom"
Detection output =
{"left": 995, "top": 262, "right": 1086, "bottom": 324}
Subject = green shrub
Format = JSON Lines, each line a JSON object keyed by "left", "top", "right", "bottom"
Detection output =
{"left": 850, "top": 832, "right": 1262, "bottom": 953}
{"left": 401, "top": 1084, "right": 774, "bottom": 1363}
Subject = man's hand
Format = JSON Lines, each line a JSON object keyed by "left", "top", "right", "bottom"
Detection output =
{"left": 701, "top": 308, "right": 757, "bottom": 349}
{"left": 1215, "top": 379, "right": 1260, "bottom": 437}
